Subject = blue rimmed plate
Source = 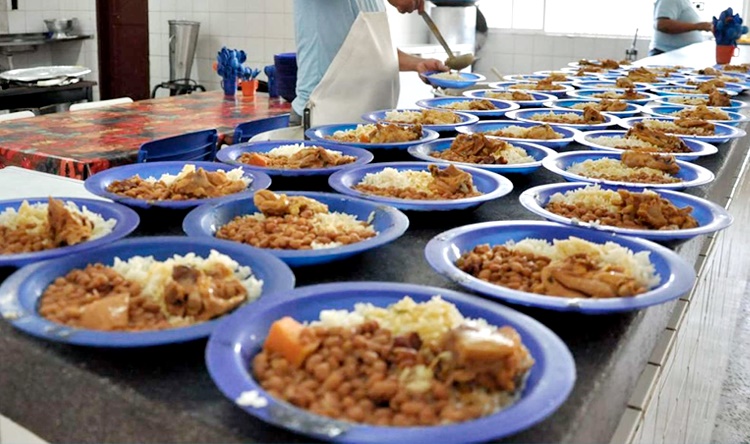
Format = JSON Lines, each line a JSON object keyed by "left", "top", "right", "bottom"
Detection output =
{"left": 216, "top": 140, "right": 374, "bottom": 176}
{"left": 681, "top": 73, "right": 750, "bottom": 86}
{"left": 642, "top": 106, "right": 750, "bottom": 126}
{"left": 596, "top": 73, "right": 674, "bottom": 88}
{"left": 541, "top": 150, "right": 714, "bottom": 189}
{"left": 575, "top": 130, "right": 718, "bottom": 159}
{"left": 567, "top": 89, "right": 659, "bottom": 105}
{"left": 617, "top": 116, "right": 746, "bottom": 144}
{"left": 533, "top": 70, "right": 599, "bottom": 81}
{"left": 415, "top": 97, "right": 520, "bottom": 117}
{"left": 488, "top": 81, "right": 574, "bottom": 98}
{"left": 505, "top": 108, "right": 620, "bottom": 130}
{"left": 0, "top": 236, "right": 295, "bottom": 347}
{"left": 83, "top": 161, "right": 272, "bottom": 210}
{"left": 653, "top": 95, "right": 748, "bottom": 111}
{"left": 304, "top": 124, "right": 439, "bottom": 150}
{"left": 0, "top": 197, "right": 140, "bottom": 268}
{"left": 667, "top": 77, "right": 748, "bottom": 93}
{"left": 648, "top": 85, "right": 738, "bottom": 96}
{"left": 571, "top": 79, "right": 650, "bottom": 90}
{"left": 425, "top": 221, "right": 696, "bottom": 313}
{"left": 183, "top": 192, "right": 409, "bottom": 267}
{"left": 205, "top": 281, "right": 576, "bottom": 443}
{"left": 424, "top": 71, "right": 486, "bottom": 89}
{"left": 462, "top": 89, "right": 557, "bottom": 108}
{"left": 456, "top": 120, "right": 578, "bottom": 148}
{"left": 361, "top": 108, "right": 479, "bottom": 132}
{"left": 407, "top": 138, "right": 555, "bottom": 174}
{"left": 328, "top": 161, "right": 513, "bottom": 211}
{"left": 543, "top": 99, "right": 642, "bottom": 117}
{"left": 519, "top": 182, "right": 733, "bottom": 242}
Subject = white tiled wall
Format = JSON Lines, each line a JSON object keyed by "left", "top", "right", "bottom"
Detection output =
{"left": 4, "top": 0, "right": 99, "bottom": 100}
{"left": 475, "top": 30, "right": 652, "bottom": 78}
{"left": 148, "top": 0, "right": 295, "bottom": 95}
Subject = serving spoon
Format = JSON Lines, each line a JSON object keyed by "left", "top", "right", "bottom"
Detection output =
{"left": 419, "top": 11, "right": 477, "bottom": 71}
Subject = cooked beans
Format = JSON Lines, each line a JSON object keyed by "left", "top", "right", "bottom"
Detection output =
{"left": 457, "top": 244, "right": 549, "bottom": 293}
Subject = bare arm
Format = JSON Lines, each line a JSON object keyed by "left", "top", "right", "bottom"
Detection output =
{"left": 397, "top": 50, "right": 447, "bottom": 74}
{"left": 657, "top": 17, "right": 712, "bottom": 34}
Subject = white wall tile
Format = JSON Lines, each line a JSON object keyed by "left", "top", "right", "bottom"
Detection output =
{"left": 226, "top": 0, "right": 244, "bottom": 13}
{"left": 492, "top": 34, "right": 515, "bottom": 55}
{"left": 572, "top": 37, "right": 595, "bottom": 59}
{"left": 8, "top": 11, "right": 25, "bottom": 33}
{"left": 265, "top": 0, "right": 283, "bottom": 13}
{"left": 551, "top": 35, "right": 574, "bottom": 58}
{"left": 246, "top": 0, "right": 264, "bottom": 13}
{"left": 533, "top": 35, "right": 553, "bottom": 56}
{"left": 265, "top": 14, "right": 285, "bottom": 39}
{"left": 512, "top": 54, "right": 533, "bottom": 74}
{"left": 193, "top": 0, "right": 210, "bottom": 13}
{"left": 515, "top": 34, "right": 534, "bottom": 54}
{"left": 263, "top": 38, "right": 285, "bottom": 62}
{"left": 225, "top": 13, "right": 244, "bottom": 37}
{"left": 245, "top": 14, "right": 265, "bottom": 38}
{"left": 531, "top": 55, "right": 553, "bottom": 72}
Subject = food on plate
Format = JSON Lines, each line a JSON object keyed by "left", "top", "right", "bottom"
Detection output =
{"left": 685, "top": 78, "right": 727, "bottom": 90}
{"left": 456, "top": 236, "right": 659, "bottom": 298}
{"left": 544, "top": 72, "right": 569, "bottom": 82}
{"left": 545, "top": 184, "right": 698, "bottom": 230}
{"left": 588, "top": 123, "right": 693, "bottom": 153}
{"left": 238, "top": 143, "right": 356, "bottom": 169}
{"left": 354, "top": 164, "right": 480, "bottom": 200}
{"left": 591, "top": 88, "right": 647, "bottom": 100}
{"left": 37, "top": 250, "right": 262, "bottom": 331}
{"left": 527, "top": 107, "right": 606, "bottom": 125}
{"left": 578, "top": 58, "right": 622, "bottom": 69}
{"left": 634, "top": 118, "right": 715, "bottom": 136}
{"left": 328, "top": 123, "right": 423, "bottom": 144}
{"left": 430, "top": 133, "right": 535, "bottom": 165}
{"left": 383, "top": 109, "right": 461, "bottom": 125}
{"left": 106, "top": 165, "right": 250, "bottom": 201}
{"left": 615, "top": 78, "right": 635, "bottom": 88}
{"left": 566, "top": 151, "right": 681, "bottom": 184}
{"left": 0, "top": 198, "right": 115, "bottom": 255}
{"left": 484, "top": 123, "right": 564, "bottom": 140}
{"left": 720, "top": 63, "right": 750, "bottom": 73}
{"left": 430, "top": 72, "right": 465, "bottom": 80}
{"left": 509, "top": 78, "right": 566, "bottom": 91}
{"left": 666, "top": 90, "right": 732, "bottom": 107}
{"left": 216, "top": 190, "right": 376, "bottom": 250}
{"left": 570, "top": 99, "right": 628, "bottom": 112}
{"left": 575, "top": 67, "right": 606, "bottom": 75}
{"left": 672, "top": 105, "right": 730, "bottom": 121}
{"left": 697, "top": 67, "right": 721, "bottom": 75}
{"left": 252, "top": 296, "right": 534, "bottom": 426}
{"left": 440, "top": 99, "right": 498, "bottom": 111}
{"left": 626, "top": 68, "right": 659, "bottom": 83}
{"left": 484, "top": 90, "right": 534, "bottom": 101}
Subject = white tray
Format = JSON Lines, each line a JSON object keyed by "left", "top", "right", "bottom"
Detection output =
{"left": 0, "top": 65, "right": 91, "bottom": 82}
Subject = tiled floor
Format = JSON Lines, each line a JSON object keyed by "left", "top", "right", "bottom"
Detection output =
{"left": 0, "top": 416, "right": 47, "bottom": 444}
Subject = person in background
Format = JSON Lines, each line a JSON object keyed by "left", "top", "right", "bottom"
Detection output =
{"left": 650, "top": 0, "right": 713, "bottom": 55}
{"left": 289, "top": 0, "right": 448, "bottom": 128}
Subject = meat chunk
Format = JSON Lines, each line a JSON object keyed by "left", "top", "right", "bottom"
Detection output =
{"left": 615, "top": 77, "right": 635, "bottom": 88}
{"left": 254, "top": 189, "right": 328, "bottom": 217}
{"left": 428, "top": 164, "right": 475, "bottom": 196}
{"left": 170, "top": 167, "right": 247, "bottom": 198}
{"left": 621, "top": 150, "right": 680, "bottom": 175}
{"left": 625, "top": 123, "right": 692, "bottom": 153}
{"left": 707, "top": 89, "right": 731, "bottom": 107}
{"left": 164, "top": 264, "right": 247, "bottom": 320}
{"left": 526, "top": 124, "right": 562, "bottom": 140}
{"left": 540, "top": 254, "right": 646, "bottom": 299}
{"left": 582, "top": 106, "right": 605, "bottom": 123}
{"left": 369, "top": 123, "right": 423, "bottom": 143}
{"left": 47, "top": 197, "right": 94, "bottom": 247}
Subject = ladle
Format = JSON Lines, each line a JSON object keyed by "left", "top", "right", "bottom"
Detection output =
{"left": 419, "top": 11, "right": 477, "bottom": 71}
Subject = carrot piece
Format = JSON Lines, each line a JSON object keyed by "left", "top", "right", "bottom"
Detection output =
{"left": 263, "top": 316, "right": 319, "bottom": 367}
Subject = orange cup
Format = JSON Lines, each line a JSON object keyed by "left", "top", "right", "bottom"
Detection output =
{"left": 241, "top": 79, "right": 259, "bottom": 97}
{"left": 716, "top": 44, "right": 740, "bottom": 64}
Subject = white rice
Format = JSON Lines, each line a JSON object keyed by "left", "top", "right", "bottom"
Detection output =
{"left": 547, "top": 184, "right": 624, "bottom": 213}
{"left": 529, "top": 111, "right": 585, "bottom": 123}
{"left": 111, "top": 249, "right": 263, "bottom": 318}
{"left": 431, "top": 72, "right": 464, "bottom": 80}
{"left": 588, "top": 135, "right": 660, "bottom": 150}
{"left": 266, "top": 143, "right": 342, "bottom": 157}
{"left": 143, "top": 164, "right": 250, "bottom": 186}
{"left": 358, "top": 167, "right": 434, "bottom": 191}
{"left": 439, "top": 100, "right": 488, "bottom": 110}
{"left": 666, "top": 97, "right": 709, "bottom": 106}
{"left": 332, "top": 124, "right": 377, "bottom": 139}
{"left": 384, "top": 110, "right": 423, "bottom": 124}
{"left": 0, "top": 200, "right": 116, "bottom": 239}
{"left": 504, "top": 236, "right": 660, "bottom": 289}
{"left": 567, "top": 158, "right": 676, "bottom": 181}
{"left": 489, "top": 143, "right": 535, "bottom": 164}
{"left": 487, "top": 125, "right": 563, "bottom": 139}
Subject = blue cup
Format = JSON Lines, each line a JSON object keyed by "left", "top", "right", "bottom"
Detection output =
{"left": 264, "top": 65, "right": 278, "bottom": 98}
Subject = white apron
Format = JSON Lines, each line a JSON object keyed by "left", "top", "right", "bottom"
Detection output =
{"left": 251, "top": 1, "right": 399, "bottom": 141}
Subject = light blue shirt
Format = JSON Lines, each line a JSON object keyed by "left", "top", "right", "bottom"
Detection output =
{"left": 292, "top": 0, "right": 385, "bottom": 116}
{"left": 652, "top": 0, "right": 705, "bottom": 52}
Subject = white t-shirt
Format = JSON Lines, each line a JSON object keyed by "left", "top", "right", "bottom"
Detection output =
{"left": 652, "top": 0, "right": 707, "bottom": 52}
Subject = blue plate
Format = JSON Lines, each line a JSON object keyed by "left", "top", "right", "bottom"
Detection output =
{"left": 424, "top": 71, "right": 486, "bottom": 89}
{"left": 183, "top": 192, "right": 409, "bottom": 267}
{"left": 462, "top": 89, "right": 557, "bottom": 108}
{"left": 425, "top": 221, "right": 696, "bottom": 313}
{"left": 84, "top": 161, "right": 272, "bottom": 210}
{"left": 0, "top": 236, "right": 295, "bottom": 347}
{"left": 215, "top": 140, "right": 373, "bottom": 177}
{"left": 456, "top": 120, "right": 578, "bottom": 148}
{"left": 543, "top": 99, "right": 643, "bottom": 117}
{"left": 304, "top": 124, "right": 439, "bottom": 150}
{"left": 648, "top": 85, "right": 738, "bottom": 97}
{"left": 682, "top": 73, "right": 750, "bottom": 85}
{"left": 361, "top": 108, "right": 479, "bottom": 132}
{"left": 667, "top": 77, "right": 748, "bottom": 93}
{"left": 571, "top": 79, "right": 650, "bottom": 90}
{"left": 505, "top": 108, "right": 620, "bottom": 130}
{"left": 617, "top": 116, "right": 746, "bottom": 144}
{"left": 542, "top": 150, "right": 714, "bottom": 189}
{"left": 596, "top": 74, "right": 674, "bottom": 88}
{"left": 519, "top": 182, "right": 733, "bottom": 242}
{"left": 488, "top": 81, "right": 574, "bottom": 98}
{"left": 415, "top": 97, "right": 520, "bottom": 117}
{"left": 653, "top": 95, "right": 748, "bottom": 111}
{"left": 0, "top": 197, "right": 139, "bottom": 268}
{"left": 643, "top": 106, "right": 750, "bottom": 126}
{"left": 328, "top": 161, "right": 513, "bottom": 211}
{"left": 575, "top": 130, "right": 719, "bottom": 159}
{"left": 567, "top": 89, "right": 658, "bottom": 105}
{"left": 407, "top": 138, "right": 555, "bottom": 174}
{"left": 532, "top": 70, "right": 599, "bottom": 81}
{"left": 205, "top": 281, "right": 576, "bottom": 443}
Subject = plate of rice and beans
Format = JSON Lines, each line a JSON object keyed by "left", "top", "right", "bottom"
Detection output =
{"left": 183, "top": 191, "right": 409, "bottom": 267}
{"left": 462, "top": 89, "right": 557, "bottom": 108}
{"left": 653, "top": 95, "right": 747, "bottom": 111}
{"left": 84, "top": 161, "right": 271, "bottom": 209}
{"left": 361, "top": 108, "right": 479, "bottom": 132}
{"left": 488, "top": 81, "right": 575, "bottom": 98}
{"left": 542, "top": 150, "right": 714, "bottom": 189}
{"left": 215, "top": 141, "right": 373, "bottom": 177}
{"left": 567, "top": 88, "right": 658, "bottom": 105}
{"left": 328, "top": 162, "right": 513, "bottom": 211}
{"left": 0, "top": 236, "right": 295, "bottom": 346}
{"left": 415, "top": 97, "right": 520, "bottom": 117}
{"left": 519, "top": 182, "right": 732, "bottom": 242}
{"left": 407, "top": 134, "right": 555, "bottom": 174}
{"left": 305, "top": 123, "right": 439, "bottom": 150}
{"left": 643, "top": 105, "right": 750, "bottom": 127}
{"left": 206, "top": 281, "right": 575, "bottom": 443}
{"left": 543, "top": 98, "right": 642, "bottom": 118}
{"left": 456, "top": 120, "right": 578, "bottom": 148}
{"left": 618, "top": 117, "right": 745, "bottom": 144}
{"left": 0, "top": 197, "right": 139, "bottom": 267}
{"left": 425, "top": 221, "right": 696, "bottom": 313}
{"left": 575, "top": 129, "right": 718, "bottom": 159}
{"left": 505, "top": 108, "right": 620, "bottom": 130}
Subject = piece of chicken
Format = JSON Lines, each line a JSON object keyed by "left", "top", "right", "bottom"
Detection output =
{"left": 421, "top": 109, "right": 461, "bottom": 124}
{"left": 615, "top": 77, "right": 635, "bottom": 88}
{"left": 626, "top": 123, "right": 692, "bottom": 153}
{"left": 676, "top": 105, "right": 729, "bottom": 121}
{"left": 428, "top": 164, "right": 475, "bottom": 196}
{"left": 621, "top": 150, "right": 680, "bottom": 175}
{"left": 582, "top": 106, "right": 606, "bottom": 123}
{"left": 47, "top": 197, "right": 94, "bottom": 247}
{"left": 674, "top": 118, "right": 715, "bottom": 134}
{"left": 541, "top": 254, "right": 645, "bottom": 299}
{"left": 164, "top": 264, "right": 247, "bottom": 321}
{"left": 254, "top": 189, "right": 328, "bottom": 217}
{"left": 526, "top": 124, "right": 562, "bottom": 140}
{"left": 707, "top": 89, "right": 732, "bottom": 107}
{"left": 369, "top": 123, "right": 423, "bottom": 143}
{"left": 598, "top": 99, "right": 628, "bottom": 112}
{"left": 170, "top": 168, "right": 246, "bottom": 198}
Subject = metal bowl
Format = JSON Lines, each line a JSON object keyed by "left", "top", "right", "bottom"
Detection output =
{"left": 44, "top": 19, "right": 73, "bottom": 38}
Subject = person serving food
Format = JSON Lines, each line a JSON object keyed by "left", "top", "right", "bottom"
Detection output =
{"left": 650, "top": 0, "right": 713, "bottom": 55}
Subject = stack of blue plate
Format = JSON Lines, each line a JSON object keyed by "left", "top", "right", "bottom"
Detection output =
{"left": 274, "top": 52, "right": 297, "bottom": 103}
